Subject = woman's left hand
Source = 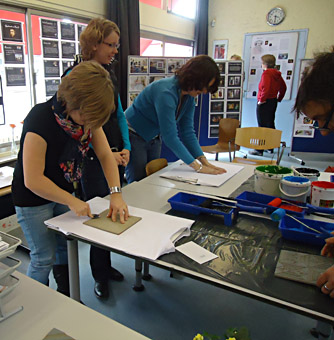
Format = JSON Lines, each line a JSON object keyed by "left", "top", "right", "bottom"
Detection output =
{"left": 317, "top": 266, "right": 334, "bottom": 298}
{"left": 107, "top": 194, "right": 129, "bottom": 224}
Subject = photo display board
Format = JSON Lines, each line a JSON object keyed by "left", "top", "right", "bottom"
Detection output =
{"left": 246, "top": 32, "right": 298, "bottom": 100}
{"left": 208, "top": 60, "right": 244, "bottom": 138}
{"left": 40, "top": 18, "right": 86, "bottom": 99}
{"left": 127, "top": 56, "right": 189, "bottom": 107}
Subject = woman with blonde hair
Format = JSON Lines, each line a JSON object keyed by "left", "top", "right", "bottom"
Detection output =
{"left": 12, "top": 61, "right": 128, "bottom": 295}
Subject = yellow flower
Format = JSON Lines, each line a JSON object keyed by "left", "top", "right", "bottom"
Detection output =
{"left": 193, "top": 334, "right": 204, "bottom": 340}
{"left": 226, "top": 338, "right": 237, "bottom": 340}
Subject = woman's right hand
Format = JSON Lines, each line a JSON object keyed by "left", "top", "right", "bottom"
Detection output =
{"left": 69, "top": 197, "right": 92, "bottom": 217}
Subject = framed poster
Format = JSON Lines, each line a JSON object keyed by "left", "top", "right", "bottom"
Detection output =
{"left": 212, "top": 40, "right": 228, "bottom": 60}
{"left": 1, "top": 20, "right": 23, "bottom": 42}
{"left": 4, "top": 44, "right": 24, "bottom": 64}
{"left": 41, "top": 19, "right": 58, "bottom": 39}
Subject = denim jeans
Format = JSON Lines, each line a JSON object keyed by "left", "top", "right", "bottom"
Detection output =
{"left": 15, "top": 202, "right": 69, "bottom": 284}
{"left": 125, "top": 130, "right": 162, "bottom": 183}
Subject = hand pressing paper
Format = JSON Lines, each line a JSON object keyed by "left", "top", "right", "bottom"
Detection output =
{"left": 83, "top": 209, "right": 142, "bottom": 235}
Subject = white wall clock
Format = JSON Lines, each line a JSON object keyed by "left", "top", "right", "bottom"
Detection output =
{"left": 266, "top": 7, "right": 285, "bottom": 26}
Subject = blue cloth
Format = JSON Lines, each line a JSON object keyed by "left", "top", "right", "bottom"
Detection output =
{"left": 125, "top": 131, "right": 162, "bottom": 183}
{"left": 15, "top": 202, "right": 69, "bottom": 284}
{"left": 125, "top": 76, "right": 203, "bottom": 165}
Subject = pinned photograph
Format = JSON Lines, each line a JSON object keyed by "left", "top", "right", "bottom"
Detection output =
{"left": 149, "top": 75, "right": 165, "bottom": 84}
{"left": 216, "top": 62, "right": 226, "bottom": 74}
{"left": 218, "top": 76, "right": 225, "bottom": 87}
{"left": 211, "top": 87, "right": 224, "bottom": 100}
{"left": 128, "top": 92, "right": 139, "bottom": 107}
{"left": 210, "top": 114, "right": 223, "bottom": 125}
{"left": 167, "top": 58, "right": 184, "bottom": 73}
{"left": 129, "top": 75, "right": 148, "bottom": 92}
{"left": 227, "top": 88, "right": 241, "bottom": 99}
{"left": 129, "top": 57, "right": 148, "bottom": 74}
{"left": 210, "top": 101, "right": 224, "bottom": 112}
{"left": 213, "top": 40, "right": 228, "bottom": 60}
{"left": 226, "top": 101, "right": 240, "bottom": 112}
{"left": 149, "top": 58, "right": 166, "bottom": 73}
{"left": 1, "top": 20, "right": 23, "bottom": 42}
{"left": 228, "top": 76, "right": 241, "bottom": 87}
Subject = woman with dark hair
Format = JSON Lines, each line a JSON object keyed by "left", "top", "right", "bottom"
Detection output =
{"left": 250, "top": 54, "right": 286, "bottom": 156}
{"left": 125, "top": 55, "right": 226, "bottom": 183}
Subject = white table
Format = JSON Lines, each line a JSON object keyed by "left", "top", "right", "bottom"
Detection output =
{"left": 139, "top": 160, "right": 255, "bottom": 197}
{"left": 0, "top": 271, "right": 150, "bottom": 340}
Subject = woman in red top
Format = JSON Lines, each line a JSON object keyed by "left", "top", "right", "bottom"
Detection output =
{"left": 250, "top": 54, "right": 286, "bottom": 156}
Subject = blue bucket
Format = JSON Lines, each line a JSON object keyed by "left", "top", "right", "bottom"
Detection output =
{"left": 279, "top": 176, "right": 311, "bottom": 203}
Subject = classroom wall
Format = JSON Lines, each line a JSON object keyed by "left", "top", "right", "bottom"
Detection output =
{"left": 1, "top": 0, "right": 106, "bottom": 19}
{"left": 208, "top": 0, "right": 334, "bottom": 148}
{"left": 139, "top": 2, "right": 195, "bottom": 40}
{"left": 208, "top": 0, "right": 334, "bottom": 59}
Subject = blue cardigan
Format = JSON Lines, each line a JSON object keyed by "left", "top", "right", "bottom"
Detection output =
{"left": 125, "top": 76, "right": 203, "bottom": 164}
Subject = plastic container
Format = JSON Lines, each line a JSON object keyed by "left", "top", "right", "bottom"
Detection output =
{"left": 311, "top": 181, "right": 334, "bottom": 208}
{"left": 278, "top": 214, "right": 334, "bottom": 246}
{"left": 168, "top": 192, "right": 235, "bottom": 226}
{"left": 279, "top": 176, "right": 311, "bottom": 203}
{"left": 254, "top": 165, "right": 293, "bottom": 197}
{"left": 235, "top": 191, "right": 306, "bottom": 217}
{"left": 292, "top": 167, "right": 320, "bottom": 183}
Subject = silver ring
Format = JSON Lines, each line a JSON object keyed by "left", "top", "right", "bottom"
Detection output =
{"left": 324, "top": 284, "right": 331, "bottom": 292}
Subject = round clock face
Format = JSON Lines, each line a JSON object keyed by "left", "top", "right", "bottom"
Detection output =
{"left": 267, "top": 7, "right": 285, "bottom": 26}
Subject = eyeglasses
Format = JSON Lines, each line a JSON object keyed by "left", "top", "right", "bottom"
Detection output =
{"left": 311, "top": 106, "right": 334, "bottom": 132}
{"left": 102, "top": 42, "right": 120, "bottom": 49}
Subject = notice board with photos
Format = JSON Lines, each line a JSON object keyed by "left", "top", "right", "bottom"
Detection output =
{"left": 208, "top": 60, "right": 243, "bottom": 138}
{"left": 246, "top": 32, "right": 298, "bottom": 100}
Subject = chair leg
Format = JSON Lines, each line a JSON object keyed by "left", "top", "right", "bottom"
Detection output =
{"left": 215, "top": 153, "right": 219, "bottom": 161}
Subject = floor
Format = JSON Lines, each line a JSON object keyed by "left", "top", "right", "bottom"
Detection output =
{"left": 12, "top": 147, "right": 334, "bottom": 340}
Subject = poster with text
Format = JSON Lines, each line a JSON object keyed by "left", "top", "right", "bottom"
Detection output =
{"left": 61, "top": 42, "right": 75, "bottom": 59}
{"left": 1, "top": 20, "right": 23, "bottom": 42}
{"left": 61, "top": 22, "right": 75, "bottom": 41}
{"left": 246, "top": 32, "right": 298, "bottom": 100}
{"left": 4, "top": 44, "right": 24, "bottom": 64}
{"left": 42, "top": 40, "right": 59, "bottom": 58}
{"left": 45, "top": 79, "right": 60, "bottom": 97}
{"left": 44, "top": 60, "right": 60, "bottom": 78}
{"left": 5, "top": 67, "right": 26, "bottom": 86}
{"left": 41, "top": 19, "right": 58, "bottom": 39}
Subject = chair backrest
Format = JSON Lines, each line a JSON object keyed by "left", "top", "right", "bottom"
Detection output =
{"left": 145, "top": 158, "right": 168, "bottom": 176}
{"left": 235, "top": 127, "right": 282, "bottom": 150}
{"left": 217, "top": 118, "right": 240, "bottom": 144}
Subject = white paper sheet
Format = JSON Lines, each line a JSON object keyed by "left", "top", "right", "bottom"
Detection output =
{"left": 0, "top": 166, "right": 14, "bottom": 188}
{"left": 45, "top": 197, "right": 193, "bottom": 261}
{"left": 176, "top": 241, "right": 218, "bottom": 264}
{"left": 160, "top": 161, "right": 243, "bottom": 187}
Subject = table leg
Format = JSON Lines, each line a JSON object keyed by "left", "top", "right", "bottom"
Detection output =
{"left": 142, "top": 261, "right": 152, "bottom": 281}
{"left": 133, "top": 259, "right": 145, "bottom": 291}
{"left": 67, "top": 238, "right": 81, "bottom": 301}
{"left": 311, "top": 320, "right": 332, "bottom": 339}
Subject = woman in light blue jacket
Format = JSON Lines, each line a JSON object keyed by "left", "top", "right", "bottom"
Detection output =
{"left": 125, "top": 55, "right": 226, "bottom": 183}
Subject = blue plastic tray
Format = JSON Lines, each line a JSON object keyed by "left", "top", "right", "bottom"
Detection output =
{"left": 168, "top": 192, "right": 235, "bottom": 226}
{"left": 235, "top": 191, "right": 306, "bottom": 217}
{"left": 278, "top": 215, "right": 334, "bottom": 246}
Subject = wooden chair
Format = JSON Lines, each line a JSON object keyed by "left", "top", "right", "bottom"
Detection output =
{"left": 201, "top": 118, "right": 240, "bottom": 161}
{"left": 145, "top": 158, "right": 168, "bottom": 176}
{"left": 231, "top": 127, "right": 286, "bottom": 165}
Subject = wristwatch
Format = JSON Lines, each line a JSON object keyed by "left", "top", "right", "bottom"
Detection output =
{"left": 109, "top": 186, "right": 122, "bottom": 195}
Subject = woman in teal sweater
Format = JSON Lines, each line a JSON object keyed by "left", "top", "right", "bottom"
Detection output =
{"left": 125, "top": 55, "right": 226, "bottom": 183}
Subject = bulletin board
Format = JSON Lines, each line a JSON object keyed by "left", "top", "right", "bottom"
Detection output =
{"left": 246, "top": 32, "right": 298, "bottom": 100}
{"left": 208, "top": 60, "right": 243, "bottom": 138}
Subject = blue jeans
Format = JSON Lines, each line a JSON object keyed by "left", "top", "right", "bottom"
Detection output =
{"left": 15, "top": 202, "right": 69, "bottom": 284}
{"left": 125, "top": 131, "right": 162, "bottom": 183}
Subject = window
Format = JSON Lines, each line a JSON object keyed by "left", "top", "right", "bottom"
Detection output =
{"left": 140, "top": 32, "right": 193, "bottom": 57}
{"left": 168, "top": 0, "right": 197, "bottom": 19}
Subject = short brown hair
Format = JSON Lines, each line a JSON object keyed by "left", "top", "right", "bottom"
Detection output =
{"left": 80, "top": 18, "right": 120, "bottom": 60}
{"left": 58, "top": 61, "right": 115, "bottom": 130}
{"left": 176, "top": 55, "right": 220, "bottom": 94}
{"left": 261, "top": 54, "right": 276, "bottom": 68}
